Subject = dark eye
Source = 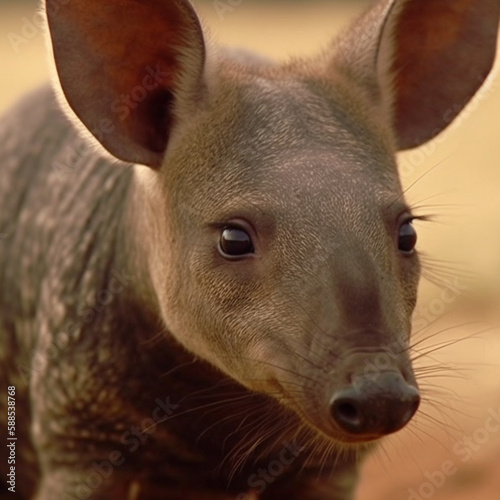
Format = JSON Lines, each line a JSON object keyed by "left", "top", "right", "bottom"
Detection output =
{"left": 219, "top": 227, "right": 254, "bottom": 258}
{"left": 398, "top": 221, "right": 417, "bottom": 254}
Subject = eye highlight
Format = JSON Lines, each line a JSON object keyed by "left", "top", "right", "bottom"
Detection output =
{"left": 398, "top": 221, "right": 417, "bottom": 254}
{"left": 219, "top": 227, "right": 255, "bottom": 258}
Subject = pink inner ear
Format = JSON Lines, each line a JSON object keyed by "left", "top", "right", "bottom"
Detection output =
{"left": 132, "top": 88, "right": 175, "bottom": 154}
{"left": 48, "top": 0, "right": 205, "bottom": 168}
{"left": 390, "top": 0, "right": 498, "bottom": 149}
{"left": 393, "top": 2, "right": 469, "bottom": 115}
{"left": 80, "top": 3, "right": 184, "bottom": 94}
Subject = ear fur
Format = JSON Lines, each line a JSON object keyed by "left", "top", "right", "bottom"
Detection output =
{"left": 45, "top": 0, "right": 206, "bottom": 168}
{"left": 336, "top": 0, "right": 500, "bottom": 150}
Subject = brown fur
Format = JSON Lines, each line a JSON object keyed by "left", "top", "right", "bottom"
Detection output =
{"left": 0, "top": 1, "right": 498, "bottom": 499}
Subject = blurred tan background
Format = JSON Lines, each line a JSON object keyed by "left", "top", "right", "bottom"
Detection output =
{"left": 2, "top": 1, "right": 500, "bottom": 499}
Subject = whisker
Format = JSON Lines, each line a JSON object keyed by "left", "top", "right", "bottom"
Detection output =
{"left": 392, "top": 156, "right": 451, "bottom": 207}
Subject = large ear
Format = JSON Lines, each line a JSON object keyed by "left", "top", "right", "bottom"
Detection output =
{"left": 45, "top": 0, "right": 206, "bottom": 168}
{"left": 336, "top": 0, "right": 500, "bottom": 150}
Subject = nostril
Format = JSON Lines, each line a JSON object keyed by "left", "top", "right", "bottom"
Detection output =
{"left": 330, "top": 395, "right": 363, "bottom": 432}
{"left": 336, "top": 402, "right": 358, "bottom": 422}
{"left": 329, "top": 376, "right": 421, "bottom": 438}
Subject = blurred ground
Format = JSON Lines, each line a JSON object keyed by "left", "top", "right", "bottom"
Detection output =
{"left": 2, "top": 2, "right": 500, "bottom": 499}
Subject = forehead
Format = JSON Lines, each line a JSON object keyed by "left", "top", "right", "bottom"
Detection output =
{"left": 224, "top": 79, "right": 398, "bottom": 196}
{"left": 168, "top": 74, "right": 402, "bottom": 218}
{"left": 233, "top": 77, "right": 375, "bottom": 156}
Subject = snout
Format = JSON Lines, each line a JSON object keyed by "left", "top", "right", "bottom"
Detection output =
{"left": 329, "top": 371, "right": 420, "bottom": 440}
